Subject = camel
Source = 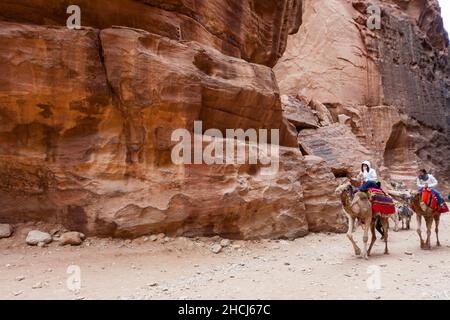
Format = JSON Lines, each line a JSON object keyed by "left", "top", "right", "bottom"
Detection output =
{"left": 336, "top": 182, "right": 389, "bottom": 259}
{"left": 410, "top": 192, "right": 441, "bottom": 250}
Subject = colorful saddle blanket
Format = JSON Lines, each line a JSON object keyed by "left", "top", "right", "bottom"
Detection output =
{"left": 421, "top": 189, "right": 449, "bottom": 214}
{"left": 367, "top": 188, "right": 396, "bottom": 215}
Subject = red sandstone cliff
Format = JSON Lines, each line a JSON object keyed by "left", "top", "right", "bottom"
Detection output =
{"left": 0, "top": 0, "right": 448, "bottom": 238}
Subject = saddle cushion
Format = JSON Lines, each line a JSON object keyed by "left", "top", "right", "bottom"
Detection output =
{"left": 367, "top": 188, "right": 396, "bottom": 215}
{"left": 421, "top": 189, "right": 449, "bottom": 214}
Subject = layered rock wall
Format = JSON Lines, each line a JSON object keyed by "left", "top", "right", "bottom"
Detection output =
{"left": 0, "top": 1, "right": 350, "bottom": 238}
{"left": 275, "top": 0, "right": 450, "bottom": 193}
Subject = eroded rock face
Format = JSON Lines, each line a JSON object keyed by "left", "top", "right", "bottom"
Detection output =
{"left": 275, "top": 0, "right": 449, "bottom": 193}
{"left": 0, "top": 21, "right": 335, "bottom": 239}
{"left": 281, "top": 95, "right": 320, "bottom": 130}
{"left": 2, "top": 0, "right": 447, "bottom": 238}
{"left": 298, "top": 124, "right": 373, "bottom": 176}
{"left": 274, "top": 0, "right": 373, "bottom": 105}
{"left": 301, "top": 156, "right": 347, "bottom": 233}
{"left": 353, "top": 0, "right": 450, "bottom": 133}
{"left": 100, "top": 26, "right": 298, "bottom": 164}
{"left": 0, "top": 0, "right": 303, "bottom": 67}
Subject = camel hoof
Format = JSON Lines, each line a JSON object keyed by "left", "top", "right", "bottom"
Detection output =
{"left": 384, "top": 251, "right": 389, "bottom": 255}
{"left": 437, "top": 242, "right": 441, "bottom": 247}
{"left": 355, "top": 248, "right": 361, "bottom": 256}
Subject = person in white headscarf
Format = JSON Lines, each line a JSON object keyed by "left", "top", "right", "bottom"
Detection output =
{"left": 417, "top": 169, "right": 444, "bottom": 205}
{"left": 358, "top": 160, "right": 379, "bottom": 191}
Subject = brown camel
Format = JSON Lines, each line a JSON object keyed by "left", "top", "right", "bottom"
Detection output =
{"left": 336, "top": 182, "right": 389, "bottom": 259}
{"left": 410, "top": 192, "right": 441, "bottom": 250}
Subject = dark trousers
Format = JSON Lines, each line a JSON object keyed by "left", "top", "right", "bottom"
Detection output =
{"left": 359, "top": 180, "right": 379, "bottom": 192}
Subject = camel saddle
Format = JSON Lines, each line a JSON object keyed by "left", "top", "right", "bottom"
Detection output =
{"left": 366, "top": 188, "right": 396, "bottom": 215}
{"left": 416, "top": 189, "right": 449, "bottom": 214}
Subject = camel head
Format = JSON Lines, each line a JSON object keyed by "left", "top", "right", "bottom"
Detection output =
{"left": 335, "top": 181, "right": 355, "bottom": 197}
{"left": 410, "top": 191, "right": 430, "bottom": 213}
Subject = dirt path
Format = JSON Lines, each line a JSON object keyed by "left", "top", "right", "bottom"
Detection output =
{"left": 1, "top": 215, "right": 450, "bottom": 300}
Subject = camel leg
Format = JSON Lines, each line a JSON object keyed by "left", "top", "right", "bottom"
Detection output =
{"left": 434, "top": 214, "right": 441, "bottom": 247}
{"left": 417, "top": 214, "right": 425, "bottom": 249}
{"left": 424, "top": 216, "right": 433, "bottom": 250}
{"left": 361, "top": 217, "right": 371, "bottom": 260}
{"left": 368, "top": 220, "right": 377, "bottom": 256}
{"left": 381, "top": 217, "right": 389, "bottom": 255}
{"left": 346, "top": 215, "right": 361, "bottom": 256}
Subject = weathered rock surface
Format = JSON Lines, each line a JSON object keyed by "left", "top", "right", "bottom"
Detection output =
{"left": 0, "top": 22, "right": 315, "bottom": 239}
{"left": 59, "top": 231, "right": 85, "bottom": 246}
{"left": 26, "top": 230, "right": 52, "bottom": 245}
{"left": 281, "top": 95, "right": 320, "bottom": 129}
{"left": 1, "top": 0, "right": 448, "bottom": 238}
{"left": 298, "top": 124, "right": 373, "bottom": 176}
{"left": 0, "top": 0, "right": 303, "bottom": 67}
{"left": 99, "top": 27, "right": 298, "bottom": 156}
{"left": 0, "top": 223, "right": 13, "bottom": 238}
{"left": 274, "top": 0, "right": 372, "bottom": 105}
{"left": 275, "top": 0, "right": 450, "bottom": 193}
{"left": 301, "top": 156, "right": 347, "bottom": 233}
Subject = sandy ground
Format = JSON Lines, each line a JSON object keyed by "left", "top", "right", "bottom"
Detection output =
{"left": 1, "top": 214, "right": 450, "bottom": 300}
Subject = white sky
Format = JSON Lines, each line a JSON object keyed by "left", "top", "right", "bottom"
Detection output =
{"left": 439, "top": 0, "right": 450, "bottom": 34}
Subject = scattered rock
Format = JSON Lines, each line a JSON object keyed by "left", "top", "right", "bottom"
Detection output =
{"left": 0, "top": 224, "right": 13, "bottom": 238}
{"left": 15, "top": 275, "right": 25, "bottom": 281}
{"left": 59, "top": 231, "right": 85, "bottom": 246}
{"left": 32, "top": 282, "right": 43, "bottom": 289}
{"left": 157, "top": 233, "right": 165, "bottom": 240}
{"left": 404, "top": 251, "right": 413, "bottom": 256}
{"left": 211, "top": 244, "right": 222, "bottom": 254}
{"left": 26, "top": 230, "right": 52, "bottom": 246}
{"left": 13, "top": 291, "right": 23, "bottom": 296}
{"left": 149, "top": 235, "right": 158, "bottom": 242}
{"left": 220, "top": 239, "right": 231, "bottom": 247}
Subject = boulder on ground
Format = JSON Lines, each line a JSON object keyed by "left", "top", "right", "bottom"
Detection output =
{"left": 59, "top": 232, "right": 86, "bottom": 246}
{"left": 26, "top": 230, "right": 52, "bottom": 246}
{"left": 0, "top": 224, "right": 13, "bottom": 238}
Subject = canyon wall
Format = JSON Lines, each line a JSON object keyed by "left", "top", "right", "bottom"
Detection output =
{"left": 0, "top": 0, "right": 448, "bottom": 238}
{"left": 275, "top": 0, "right": 450, "bottom": 192}
{"left": 0, "top": 1, "right": 347, "bottom": 238}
